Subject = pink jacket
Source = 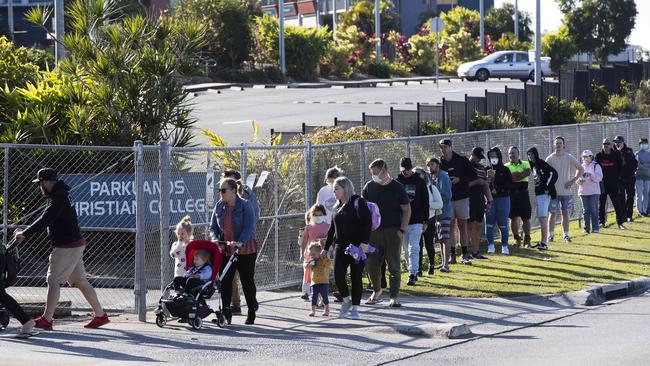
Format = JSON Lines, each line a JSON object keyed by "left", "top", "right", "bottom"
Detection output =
{"left": 578, "top": 162, "right": 603, "bottom": 196}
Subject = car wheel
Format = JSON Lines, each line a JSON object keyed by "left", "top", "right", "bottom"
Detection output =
{"left": 465, "top": 77, "right": 476, "bottom": 81}
{"left": 529, "top": 71, "right": 535, "bottom": 82}
{"left": 476, "top": 69, "right": 489, "bottom": 82}
{"left": 520, "top": 78, "right": 529, "bottom": 82}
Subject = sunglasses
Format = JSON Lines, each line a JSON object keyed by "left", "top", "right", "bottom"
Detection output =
{"left": 218, "top": 188, "right": 230, "bottom": 194}
{"left": 603, "top": 143, "right": 611, "bottom": 145}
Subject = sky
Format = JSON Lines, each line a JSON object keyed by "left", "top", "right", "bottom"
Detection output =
{"left": 494, "top": 0, "right": 649, "bottom": 49}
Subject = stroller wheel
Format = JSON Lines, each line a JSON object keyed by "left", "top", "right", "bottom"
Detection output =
{"left": 155, "top": 314, "right": 166, "bottom": 328}
{"left": 191, "top": 317, "right": 203, "bottom": 330}
{"left": 216, "top": 314, "right": 227, "bottom": 328}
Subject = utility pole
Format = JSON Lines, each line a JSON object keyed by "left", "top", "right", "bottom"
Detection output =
{"left": 316, "top": 0, "right": 321, "bottom": 30}
{"left": 332, "top": 0, "right": 337, "bottom": 34}
{"left": 279, "top": 0, "right": 286, "bottom": 75}
{"left": 55, "top": 0, "right": 65, "bottom": 61}
{"left": 534, "top": 0, "right": 541, "bottom": 86}
{"left": 514, "top": 0, "right": 520, "bottom": 41}
{"left": 8, "top": 0, "right": 14, "bottom": 41}
{"left": 479, "top": 0, "right": 485, "bottom": 50}
{"left": 375, "top": 0, "right": 381, "bottom": 64}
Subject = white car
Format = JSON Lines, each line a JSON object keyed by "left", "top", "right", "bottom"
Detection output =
{"left": 457, "top": 51, "right": 552, "bottom": 82}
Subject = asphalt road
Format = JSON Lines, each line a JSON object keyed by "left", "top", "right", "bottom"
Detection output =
{"left": 391, "top": 291, "right": 650, "bottom": 366}
{"left": 190, "top": 80, "right": 526, "bottom": 145}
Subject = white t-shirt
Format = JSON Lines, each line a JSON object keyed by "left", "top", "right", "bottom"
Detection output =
{"left": 316, "top": 184, "right": 337, "bottom": 223}
{"left": 545, "top": 152, "right": 582, "bottom": 196}
{"left": 170, "top": 241, "right": 188, "bottom": 277}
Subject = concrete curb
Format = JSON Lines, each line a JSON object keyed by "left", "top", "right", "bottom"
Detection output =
{"left": 370, "top": 323, "right": 472, "bottom": 339}
{"left": 583, "top": 276, "right": 650, "bottom": 306}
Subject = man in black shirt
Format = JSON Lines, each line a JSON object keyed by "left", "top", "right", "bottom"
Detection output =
{"left": 467, "top": 147, "right": 492, "bottom": 259}
{"left": 363, "top": 159, "right": 410, "bottom": 308}
{"left": 396, "top": 157, "right": 429, "bottom": 285}
{"left": 439, "top": 139, "right": 478, "bottom": 265}
{"left": 595, "top": 138, "right": 625, "bottom": 228}
{"left": 614, "top": 135, "right": 638, "bottom": 222}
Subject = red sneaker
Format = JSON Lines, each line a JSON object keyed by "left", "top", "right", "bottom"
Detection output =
{"left": 84, "top": 313, "right": 110, "bottom": 329}
{"left": 34, "top": 316, "right": 53, "bottom": 331}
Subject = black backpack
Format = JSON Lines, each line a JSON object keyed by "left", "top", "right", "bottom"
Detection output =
{"left": 0, "top": 243, "right": 20, "bottom": 287}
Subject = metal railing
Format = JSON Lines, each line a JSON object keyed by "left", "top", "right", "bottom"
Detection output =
{"left": 2, "top": 117, "right": 649, "bottom": 321}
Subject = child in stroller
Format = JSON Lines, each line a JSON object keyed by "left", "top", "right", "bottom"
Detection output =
{"left": 155, "top": 240, "right": 227, "bottom": 330}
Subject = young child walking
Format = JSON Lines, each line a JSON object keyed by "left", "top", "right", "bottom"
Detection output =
{"left": 173, "top": 249, "right": 213, "bottom": 294}
{"left": 170, "top": 216, "right": 193, "bottom": 277}
{"left": 299, "top": 204, "right": 331, "bottom": 300}
{"left": 306, "top": 242, "right": 331, "bottom": 317}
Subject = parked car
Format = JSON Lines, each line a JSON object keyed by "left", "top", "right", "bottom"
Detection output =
{"left": 457, "top": 51, "right": 552, "bottom": 82}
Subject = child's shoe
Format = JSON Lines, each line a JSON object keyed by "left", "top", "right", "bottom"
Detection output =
{"left": 322, "top": 307, "right": 330, "bottom": 317}
{"left": 308, "top": 309, "right": 315, "bottom": 317}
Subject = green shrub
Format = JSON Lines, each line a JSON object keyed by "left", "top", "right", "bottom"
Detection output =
{"left": 571, "top": 100, "right": 589, "bottom": 123}
{"left": 544, "top": 96, "right": 590, "bottom": 125}
{"left": 470, "top": 112, "right": 497, "bottom": 131}
{"left": 0, "top": 36, "right": 41, "bottom": 89}
{"left": 634, "top": 80, "right": 650, "bottom": 117}
{"left": 588, "top": 81, "right": 609, "bottom": 114}
{"left": 498, "top": 109, "right": 534, "bottom": 128}
{"left": 325, "top": 42, "right": 355, "bottom": 79}
{"left": 493, "top": 33, "right": 531, "bottom": 52}
{"left": 421, "top": 120, "right": 457, "bottom": 136}
{"left": 368, "top": 62, "right": 391, "bottom": 78}
{"left": 290, "top": 126, "right": 399, "bottom": 145}
{"left": 388, "top": 61, "right": 412, "bottom": 77}
{"left": 607, "top": 94, "right": 632, "bottom": 114}
{"left": 408, "top": 30, "right": 436, "bottom": 76}
{"left": 253, "top": 14, "right": 330, "bottom": 80}
{"left": 441, "top": 29, "right": 484, "bottom": 72}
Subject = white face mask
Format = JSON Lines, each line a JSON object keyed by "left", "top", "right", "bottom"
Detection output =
{"left": 372, "top": 174, "right": 382, "bottom": 183}
{"left": 641, "top": 144, "right": 649, "bottom": 151}
{"left": 312, "top": 216, "right": 327, "bottom": 224}
{"left": 490, "top": 157, "right": 499, "bottom": 166}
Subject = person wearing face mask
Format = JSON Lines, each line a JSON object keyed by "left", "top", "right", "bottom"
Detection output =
{"left": 362, "top": 159, "right": 410, "bottom": 308}
{"left": 614, "top": 135, "right": 638, "bottom": 223}
{"left": 396, "top": 157, "right": 429, "bottom": 285}
{"left": 577, "top": 150, "right": 603, "bottom": 234}
{"left": 485, "top": 148, "right": 513, "bottom": 255}
{"left": 635, "top": 138, "right": 650, "bottom": 217}
{"left": 427, "top": 158, "right": 453, "bottom": 273}
{"left": 595, "top": 138, "right": 625, "bottom": 229}
{"left": 316, "top": 167, "right": 343, "bottom": 224}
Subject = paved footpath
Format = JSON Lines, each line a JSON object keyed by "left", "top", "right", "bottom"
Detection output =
{"left": 0, "top": 289, "right": 607, "bottom": 365}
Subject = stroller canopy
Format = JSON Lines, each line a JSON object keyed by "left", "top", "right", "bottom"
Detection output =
{"left": 185, "top": 240, "right": 223, "bottom": 281}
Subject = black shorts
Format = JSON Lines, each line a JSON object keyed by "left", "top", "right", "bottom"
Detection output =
{"left": 468, "top": 194, "right": 485, "bottom": 223}
{"left": 509, "top": 190, "right": 532, "bottom": 220}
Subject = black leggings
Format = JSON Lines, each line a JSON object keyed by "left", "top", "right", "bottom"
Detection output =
{"left": 173, "top": 276, "right": 206, "bottom": 294}
{"left": 419, "top": 218, "right": 437, "bottom": 270}
{"left": 334, "top": 245, "right": 365, "bottom": 305}
{"left": 600, "top": 184, "right": 625, "bottom": 225}
{"left": 0, "top": 256, "right": 30, "bottom": 325}
{"left": 220, "top": 253, "right": 258, "bottom": 312}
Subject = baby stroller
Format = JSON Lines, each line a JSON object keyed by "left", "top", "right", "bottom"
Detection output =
{"left": 154, "top": 240, "right": 241, "bottom": 330}
{"left": 0, "top": 238, "right": 20, "bottom": 331}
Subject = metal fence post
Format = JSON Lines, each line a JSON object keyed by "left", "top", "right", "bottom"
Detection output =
{"left": 406, "top": 136, "right": 411, "bottom": 158}
{"left": 360, "top": 141, "right": 367, "bottom": 189}
{"left": 486, "top": 131, "right": 491, "bottom": 150}
{"left": 3, "top": 147, "right": 8, "bottom": 245}
{"left": 133, "top": 140, "right": 147, "bottom": 322}
{"left": 626, "top": 121, "right": 631, "bottom": 143}
{"left": 576, "top": 125, "right": 582, "bottom": 228}
{"left": 518, "top": 129, "right": 524, "bottom": 150}
{"left": 159, "top": 140, "right": 171, "bottom": 290}
{"left": 441, "top": 98, "right": 446, "bottom": 130}
{"left": 464, "top": 93, "right": 469, "bottom": 131}
{"left": 416, "top": 103, "right": 421, "bottom": 136}
{"left": 305, "top": 140, "right": 313, "bottom": 210}
{"left": 390, "top": 107, "right": 395, "bottom": 131}
{"left": 241, "top": 143, "right": 248, "bottom": 179}
{"left": 273, "top": 151, "right": 279, "bottom": 286}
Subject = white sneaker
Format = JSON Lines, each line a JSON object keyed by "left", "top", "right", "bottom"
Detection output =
{"left": 339, "top": 301, "right": 351, "bottom": 318}
{"left": 548, "top": 234, "right": 554, "bottom": 242}
{"left": 487, "top": 244, "right": 495, "bottom": 254}
{"left": 501, "top": 245, "right": 510, "bottom": 255}
{"left": 350, "top": 308, "right": 361, "bottom": 320}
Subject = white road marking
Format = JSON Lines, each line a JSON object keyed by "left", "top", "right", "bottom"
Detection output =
{"left": 222, "top": 120, "right": 254, "bottom": 125}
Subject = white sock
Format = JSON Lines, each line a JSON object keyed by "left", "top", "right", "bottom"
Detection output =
{"left": 344, "top": 296, "right": 351, "bottom": 304}
{"left": 564, "top": 231, "right": 569, "bottom": 236}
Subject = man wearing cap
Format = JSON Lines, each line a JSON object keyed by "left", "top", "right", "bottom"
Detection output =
{"left": 439, "top": 139, "right": 478, "bottom": 265}
{"left": 396, "top": 157, "right": 429, "bottom": 286}
{"left": 614, "top": 136, "right": 638, "bottom": 222}
{"left": 13, "top": 168, "right": 109, "bottom": 331}
{"left": 505, "top": 146, "right": 532, "bottom": 247}
{"left": 595, "top": 138, "right": 625, "bottom": 228}
{"left": 467, "top": 147, "right": 492, "bottom": 259}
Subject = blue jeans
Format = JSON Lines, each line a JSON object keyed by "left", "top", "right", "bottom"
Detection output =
{"left": 580, "top": 194, "right": 600, "bottom": 232}
{"left": 486, "top": 196, "right": 510, "bottom": 246}
{"left": 401, "top": 223, "right": 423, "bottom": 275}
{"left": 311, "top": 284, "right": 329, "bottom": 306}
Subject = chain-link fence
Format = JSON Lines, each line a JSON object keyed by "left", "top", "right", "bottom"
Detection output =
{"left": 3, "top": 118, "right": 650, "bottom": 321}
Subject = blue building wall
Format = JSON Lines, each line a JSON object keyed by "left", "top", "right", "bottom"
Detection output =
{"left": 1, "top": 7, "right": 51, "bottom": 48}
{"left": 436, "top": 0, "right": 494, "bottom": 13}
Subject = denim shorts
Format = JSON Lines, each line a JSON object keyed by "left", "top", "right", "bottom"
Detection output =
{"left": 549, "top": 195, "right": 573, "bottom": 213}
{"left": 535, "top": 194, "right": 551, "bottom": 218}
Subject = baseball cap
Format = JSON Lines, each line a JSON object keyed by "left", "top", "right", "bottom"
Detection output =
{"left": 602, "top": 138, "right": 611, "bottom": 144}
{"left": 581, "top": 149, "right": 593, "bottom": 157}
{"left": 439, "top": 138, "right": 452, "bottom": 146}
{"left": 614, "top": 135, "right": 625, "bottom": 143}
{"left": 471, "top": 147, "right": 485, "bottom": 160}
{"left": 32, "top": 168, "right": 58, "bottom": 183}
{"left": 400, "top": 157, "right": 413, "bottom": 170}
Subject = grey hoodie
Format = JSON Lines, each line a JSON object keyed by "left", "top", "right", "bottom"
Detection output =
{"left": 636, "top": 149, "right": 650, "bottom": 180}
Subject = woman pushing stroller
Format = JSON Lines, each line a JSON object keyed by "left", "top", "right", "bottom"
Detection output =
{"left": 210, "top": 178, "right": 259, "bottom": 325}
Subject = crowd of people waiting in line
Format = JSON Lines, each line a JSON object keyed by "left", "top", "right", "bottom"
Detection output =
{"left": 1, "top": 134, "right": 649, "bottom": 337}
{"left": 298, "top": 134, "right": 650, "bottom": 319}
